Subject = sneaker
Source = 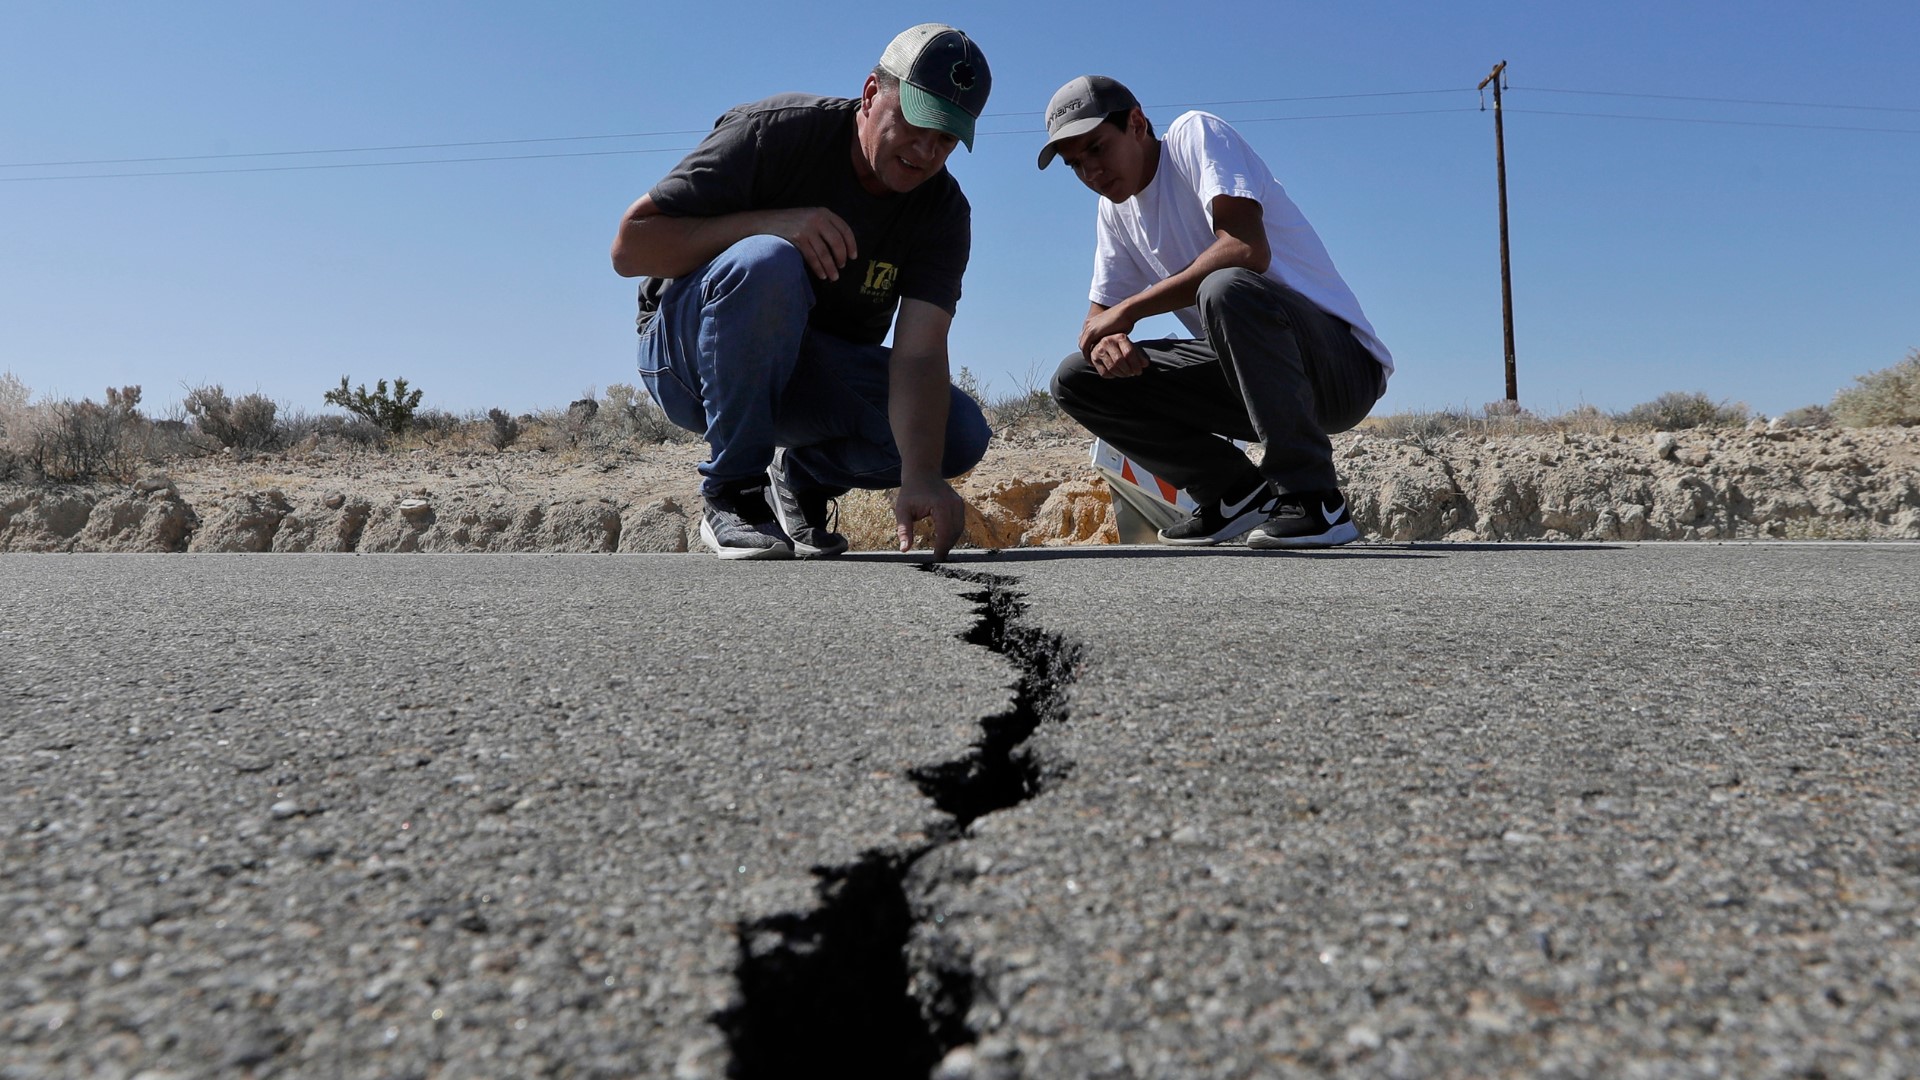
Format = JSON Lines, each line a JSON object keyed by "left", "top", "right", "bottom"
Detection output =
{"left": 699, "top": 482, "right": 793, "bottom": 560}
{"left": 1157, "top": 474, "right": 1279, "bottom": 546}
{"left": 1247, "top": 490, "right": 1360, "bottom": 549}
{"left": 765, "top": 448, "right": 850, "bottom": 558}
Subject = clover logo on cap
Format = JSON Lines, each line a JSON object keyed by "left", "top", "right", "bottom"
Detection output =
{"left": 877, "top": 23, "right": 992, "bottom": 151}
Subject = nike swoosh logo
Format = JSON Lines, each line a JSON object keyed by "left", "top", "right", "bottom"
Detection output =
{"left": 1321, "top": 502, "right": 1344, "bottom": 525}
{"left": 1221, "top": 487, "right": 1264, "bottom": 518}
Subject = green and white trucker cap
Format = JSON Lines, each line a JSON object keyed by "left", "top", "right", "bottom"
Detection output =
{"left": 877, "top": 23, "right": 991, "bottom": 151}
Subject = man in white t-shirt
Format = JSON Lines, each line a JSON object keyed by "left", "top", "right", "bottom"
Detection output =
{"left": 1039, "top": 75, "right": 1392, "bottom": 548}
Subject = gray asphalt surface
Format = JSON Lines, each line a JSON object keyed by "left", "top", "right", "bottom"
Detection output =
{"left": 2, "top": 555, "right": 1005, "bottom": 1079}
{"left": 4, "top": 544, "right": 1917, "bottom": 1079}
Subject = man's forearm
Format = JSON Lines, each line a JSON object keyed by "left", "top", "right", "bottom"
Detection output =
{"left": 611, "top": 210, "right": 773, "bottom": 279}
{"left": 887, "top": 350, "right": 951, "bottom": 485}
{"left": 612, "top": 198, "right": 857, "bottom": 281}
{"left": 1109, "top": 231, "right": 1263, "bottom": 324}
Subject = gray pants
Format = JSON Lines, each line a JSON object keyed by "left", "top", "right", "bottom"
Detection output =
{"left": 1051, "top": 268, "right": 1384, "bottom": 502}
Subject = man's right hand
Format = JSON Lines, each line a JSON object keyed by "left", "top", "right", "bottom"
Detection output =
{"left": 761, "top": 207, "right": 858, "bottom": 282}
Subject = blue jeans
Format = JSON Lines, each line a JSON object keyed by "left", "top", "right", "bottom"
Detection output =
{"left": 636, "top": 235, "right": 991, "bottom": 498}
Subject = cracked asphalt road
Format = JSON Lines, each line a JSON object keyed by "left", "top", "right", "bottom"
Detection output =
{"left": 4, "top": 544, "right": 1917, "bottom": 1078}
{"left": 2, "top": 555, "right": 1005, "bottom": 1079}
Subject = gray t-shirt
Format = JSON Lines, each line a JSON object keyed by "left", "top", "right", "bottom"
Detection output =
{"left": 638, "top": 93, "right": 971, "bottom": 346}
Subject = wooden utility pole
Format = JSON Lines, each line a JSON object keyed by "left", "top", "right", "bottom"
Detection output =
{"left": 1479, "top": 60, "right": 1517, "bottom": 403}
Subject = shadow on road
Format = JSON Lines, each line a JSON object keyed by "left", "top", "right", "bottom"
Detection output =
{"left": 843, "top": 543, "right": 1621, "bottom": 565}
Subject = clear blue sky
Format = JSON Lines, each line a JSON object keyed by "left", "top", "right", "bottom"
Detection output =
{"left": 4, "top": 1, "right": 1916, "bottom": 420}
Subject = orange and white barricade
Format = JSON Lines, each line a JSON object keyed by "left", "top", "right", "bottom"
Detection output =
{"left": 1088, "top": 439, "right": 1196, "bottom": 544}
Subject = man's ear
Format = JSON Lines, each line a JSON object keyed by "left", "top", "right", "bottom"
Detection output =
{"left": 861, "top": 74, "right": 881, "bottom": 113}
{"left": 1128, "top": 106, "right": 1150, "bottom": 140}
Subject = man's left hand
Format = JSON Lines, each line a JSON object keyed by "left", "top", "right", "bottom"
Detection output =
{"left": 1079, "top": 305, "right": 1138, "bottom": 356}
{"left": 894, "top": 477, "right": 967, "bottom": 561}
{"left": 1088, "top": 333, "right": 1148, "bottom": 378}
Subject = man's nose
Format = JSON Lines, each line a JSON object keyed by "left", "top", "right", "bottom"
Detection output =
{"left": 910, "top": 132, "right": 947, "bottom": 163}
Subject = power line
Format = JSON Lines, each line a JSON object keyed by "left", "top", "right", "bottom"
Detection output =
{"left": 978, "top": 106, "right": 1477, "bottom": 138}
{"left": 0, "top": 130, "right": 714, "bottom": 169}
{"left": 0, "top": 146, "right": 700, "bottom": 183}
{"left": 1513, "top": 85, "right": 1920, "bottom": 115}
{"left": 1228, "top": 106, "right": 1477, "bottom": 125}
{"left": 9, "top": 89, "right": 1914, "bottom": 184}
{"left": 6, "top": 84, "right": 1913, "bottom": 174}
{"left": 1508, "top": 108, "right": 1920, "bottom": 136}
{"left": 3, "top": 88, "right": 1474, "bottom": 171}
{"left": 0, "top": 107, "right": 1481, "bottom": 182}
{"left": 1136, "top": 87, "right": 1470, "bottom": 113}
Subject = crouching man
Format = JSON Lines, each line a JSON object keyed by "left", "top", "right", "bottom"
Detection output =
{"left": 611, "top": 24, "right": 993, "bottom": 561}
{"left": 1039, "top": 75, "right": 1393, "bottom": 548}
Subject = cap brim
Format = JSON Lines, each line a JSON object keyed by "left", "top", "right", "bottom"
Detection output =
{"left": 897, "top": 81, "right": 976, "bottom": 151}
{"left": 1036, "top": 115, "right": 1107, "bottom": 170}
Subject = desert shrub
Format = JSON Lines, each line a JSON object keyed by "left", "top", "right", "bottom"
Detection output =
{"left": 1547, "top": 403, "right": 1613, "bottom": 434}
{"left": 1614, "top": 391, "right": 1749, "bottom": 431}
{"left": 602, "top": 383, "right": 694, "bottom": 444}
{"left": 409, "top": 408, "right": 464, "bottom": 437}
{"left": 980, "top": 363, "right": 1069, "bottom": 433}
{"left": 104, "top": 385, "right": 143, "bottom": 418}
{"left": 487, "top": 407, "right": 522, "bottom": 449}
{"left": 1831, "top": 349, "right": 1920, "bottom": 427}
{"left": 184, "top": 384, "right": 280, "bottom": 449}
{"left": 530, "top": 383, "right": 695, "bottom": 452}
{"left": 1774, "top": 404, "right": 1833, "bottom": 429}
{"left": 23, "top": 395, "right": 140, "bottom": 482}
{"left": 0, "top": 372, "right": 28, "bottom": 480}
{"left": 953, "top": 365, "right": 986, "bottom": 407}
{"left": 1362, "top": 401, "right": 1625, "bottom": 442}
{"left": 311, "top": 413, "right": 384, "bottom": 447}
{"left": 988, "top": 387, "right": 1063, "bottom": 430}
{"left": 1477, "top": 399, "right": 1545, "bottom": 433}
{"left": 1366, "top": 408, "right": 1479, "bottom": 441}
{"left": 0, "top": 370, "right": 27, "bottom": 415}
{"left": 324, "top": 375, "right": 423, "bottom": 436}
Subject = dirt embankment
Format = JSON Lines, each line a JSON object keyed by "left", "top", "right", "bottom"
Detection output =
{"left": 2, "top": 425, "right": 1915, "bottom": 553}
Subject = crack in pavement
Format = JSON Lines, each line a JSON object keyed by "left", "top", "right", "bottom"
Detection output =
{"left": 714, "top": 567, "right": 1082, "bottom": 1079}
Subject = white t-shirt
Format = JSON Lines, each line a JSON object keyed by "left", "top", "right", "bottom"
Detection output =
{"left": 1089, "top": 110, "right": 1393, "bottom": 376}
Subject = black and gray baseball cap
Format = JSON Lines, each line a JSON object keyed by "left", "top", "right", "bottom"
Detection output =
{"left": 877, "top": 23, "right": 991, "bottom": 151}
{"left": 1037, "top": 74, "right": 1140, "bottom": 169}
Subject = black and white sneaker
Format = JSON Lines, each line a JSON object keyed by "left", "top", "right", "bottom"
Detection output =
{"left": 1157, "top": 474, "right": 1279, "bottom": 546}
{"left": 699, "top": 482, "right": 793, "bottom": 560}
{"left": 1247, "top": 490, "right": 1360, "bottom": 549}
{"left": 765, "top": 448, "right": 848, "bottom": 558}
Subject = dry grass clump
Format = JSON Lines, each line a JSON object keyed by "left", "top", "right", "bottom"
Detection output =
{"left": 957, "top": 365, "right": 1086, "bottom": 444}
{"left": 1360, "top": 401, "right": 1586, "bottom": 442}
{"left": 832, "top": 489, "right": 903, "bottom": 552}
{"left": 1364, "top": 393, "right": 1752, "bottom": 441}
{"left": 517, "top": 383, "right": 698, "bottom": 456}
{"left": 1831, "top": 349, "right": 1920, "bottom": 428}
{"left": 1613, "top": 391, "right": 1750, "bottom": 431}
{"left": 1773, "top": 404, "right": 1833, "bottom": 430}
